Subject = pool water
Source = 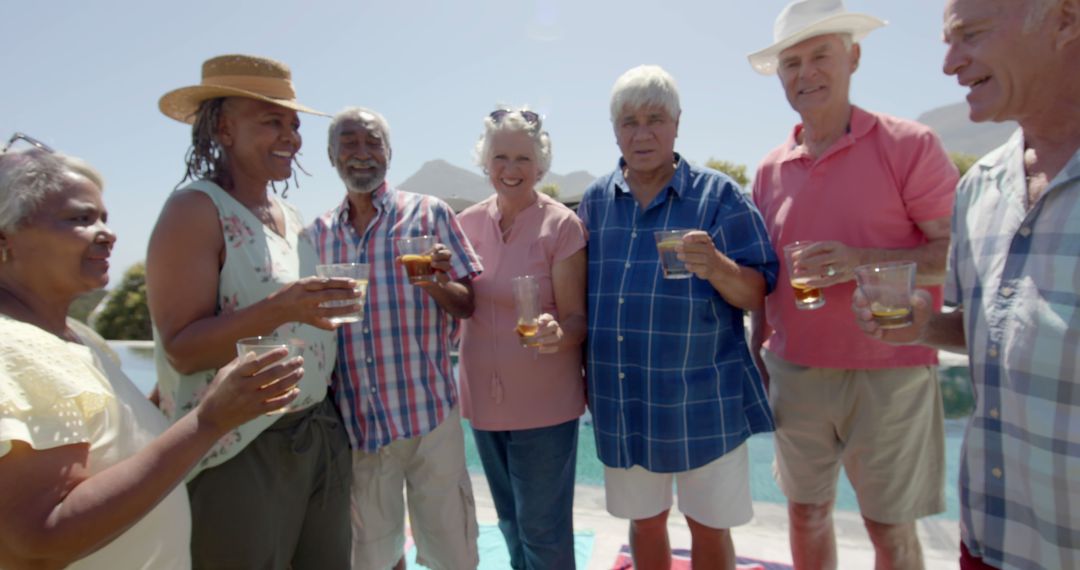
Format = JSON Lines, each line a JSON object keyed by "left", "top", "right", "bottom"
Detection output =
{"left": 113, "top": 343, "right": 963, "bottom": 520}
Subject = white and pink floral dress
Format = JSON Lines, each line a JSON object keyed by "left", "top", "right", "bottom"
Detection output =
{"left": 153, "top": 180, "right": 336, "bottom": 477}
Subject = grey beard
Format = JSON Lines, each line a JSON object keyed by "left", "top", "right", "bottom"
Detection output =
{"left": 344, "top": 174, "right": 383, "bottom": 195}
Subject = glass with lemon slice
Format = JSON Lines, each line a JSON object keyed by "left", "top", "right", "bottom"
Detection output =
{"left": 854, "top": 261, "right": 918, "bottom": 329}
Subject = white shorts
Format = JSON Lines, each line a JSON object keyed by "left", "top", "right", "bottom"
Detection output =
{"left": 350, "top": 408, "right": 479, "bottom": 570}
{"left": 603, "top": 442, "right": 753, "bottom": 530}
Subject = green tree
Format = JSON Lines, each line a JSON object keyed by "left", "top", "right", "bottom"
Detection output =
{"left": 705, "top": 159, "right": 749, "bottom": 188}
{"left": 93, "top": 262, "right": 152, "bottom": 340}
{"left": 949, "top": 152, "right": 979, "bottom": 177}
{"left": 538, "top": 182, "right": 560, "bottom": 200}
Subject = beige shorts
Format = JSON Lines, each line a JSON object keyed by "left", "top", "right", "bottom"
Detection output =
{"left": 350, "top": 407, "right": 479, "bottom": 570}
{"left": 603, "top": 442, "right": 753, "bottom": 530}
{"left": 763, "top": 350, "right": 945, "bottom": 524}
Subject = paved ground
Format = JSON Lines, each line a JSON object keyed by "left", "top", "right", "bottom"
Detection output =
{"left": 467, "top": 474, "right": 960, "bottom": 570}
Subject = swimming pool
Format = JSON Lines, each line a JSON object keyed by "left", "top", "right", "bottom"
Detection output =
{"left": 112, "top": 342, "right": 964, "bottom": 520}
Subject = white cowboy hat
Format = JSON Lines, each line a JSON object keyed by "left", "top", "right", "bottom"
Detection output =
{"left": 159, "top": 54, "right": 326, "bottom": 124}
{"left": 747, "top": 0, "right": 886, "bottom": 75}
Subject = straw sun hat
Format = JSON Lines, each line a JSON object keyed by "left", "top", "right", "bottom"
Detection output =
{"left": 747, "top": 0, "right": 886, "bottom": 75}
{"left": 159, "top": 54, "right": 326, "bottom": 124}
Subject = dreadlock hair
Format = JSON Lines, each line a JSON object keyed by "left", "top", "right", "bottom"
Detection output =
{"left": 176, "top": 97, "right": 308, "bottom": 197}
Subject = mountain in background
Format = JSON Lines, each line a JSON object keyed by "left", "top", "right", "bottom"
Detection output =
{"left": 398, "top": 159, "right": 596, "bottom": 210}
{"left": 916, "top": 102, "right": 1017, "bottom": 158}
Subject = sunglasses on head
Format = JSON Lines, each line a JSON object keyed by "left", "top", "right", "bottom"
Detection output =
{"left": 489, "top": 109, "right": 541, "bottom": 127}
{"left": 2, "top": 132, "right": 55, "bottom": 154}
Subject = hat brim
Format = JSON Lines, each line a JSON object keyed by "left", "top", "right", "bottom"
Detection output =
{"left": 158, "top": 85, "right": 328, "bottom": 125}
{"left": 747, "top": 13, "right": 886, "bottom": 75}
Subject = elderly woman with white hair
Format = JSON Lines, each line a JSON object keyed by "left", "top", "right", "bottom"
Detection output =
{"left": 0, "top": 145, "right": 303, "bottom": 569}
{"left": 456, "top": 108, "right": 587, "bottom": 569}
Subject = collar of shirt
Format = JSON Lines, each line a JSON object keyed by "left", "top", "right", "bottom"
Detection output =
{"left": 778, "top": 105, "right": 875, "bottom": 164}
{"left": 610, "top": 152, "right": 690, "bottom": 206}
{"left": 330, "top": 182, "right": 394, "bottom": 228}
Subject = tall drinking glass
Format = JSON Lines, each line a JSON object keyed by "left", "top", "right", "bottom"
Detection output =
{"left": 511, "top": 275, "right": 542, "bottom": 347}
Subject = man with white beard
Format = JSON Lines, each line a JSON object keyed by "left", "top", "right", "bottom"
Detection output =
{"left": 307, "top": 107, "right": 482, "bottom": 570}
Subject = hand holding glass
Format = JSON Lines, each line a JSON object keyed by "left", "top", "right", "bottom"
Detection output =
{"left": 854, "top": 261, "right": 917, "bottom": 329}
{"left": 784, "top": 241, "right": 826, "bottom": 310}
{"left": 396, "top": 235, "right": 437, "bottom": 283}
{"left": 315, "top": 263, "right": 369, "bottom": 325}
{"left": 511, "top": 275, "right": 542, "bottom": 347}
{"left": 235, "top": 335, "right": 300, "bottom": 414}
{"left": 654, "top": 229, "right": 693, "bottom": 279}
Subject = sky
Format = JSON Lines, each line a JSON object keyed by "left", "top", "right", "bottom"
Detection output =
{"left": 2, "top": 0, "right": 967, "bottom": 286}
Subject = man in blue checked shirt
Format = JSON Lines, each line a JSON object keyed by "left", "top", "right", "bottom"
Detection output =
{"left": 856, "top": 2, "right": 1080, "bottom": 569}
{"left": 577, "top": 65, "right": 778, "bottom": 570}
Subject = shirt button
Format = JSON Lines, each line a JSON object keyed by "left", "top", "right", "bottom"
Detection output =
{"left": 363, "top": 328, "right": 370, "bottom": 334}
{"left": 618, "top": 372, "right": 626, "bottom": 380}
{"left": 992, "top": 467, "right": 1003, "bottom": 479}
{"left": 618, "top": 335, "right": 624, "bottom": 342}
{"left": 618, "top": 298, "right": 625, "bottom": 304}
{"left": 624, "top": 262, "right": 631, "bottom": 269}
{"left": 631, "top": 232, "right": 638, "bottom": 239}
{"left": 1018, "top": 226, "right": 1032, "bottom": 237}
{"left": 988, "top": 345, "right": 999, "bottom": 358}
{"left": 366, "top": 357, "right": 373, "bottom": 363}
{"left": 1000, "top": 287, "right": 1014, "bottom": 298}
{"left": 989, "top": 408, "right": 999, "bottom": 419}
{"left": 370, "top": 386, "right": 377, "bottom": 394}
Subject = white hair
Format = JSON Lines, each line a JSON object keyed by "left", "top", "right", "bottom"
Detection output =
{"left": 0, "top": 149, "right": 104, "bottom": 233}
{"left": 328, "top": 106, "right": 393, "bottom": 160}
{"left": 473, "top": 108, "right": 553, "bottom": 177}
{"left": 609, "top": 65, "right": 681, "bottom": 124}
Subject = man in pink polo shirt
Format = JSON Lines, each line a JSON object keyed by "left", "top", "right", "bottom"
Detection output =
{"left": 747, "top": 1, "right": 959, "bottom": 568}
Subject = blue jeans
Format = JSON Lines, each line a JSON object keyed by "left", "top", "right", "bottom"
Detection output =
{"left": 472, "top": 418, "right": 579, "bottom": 570}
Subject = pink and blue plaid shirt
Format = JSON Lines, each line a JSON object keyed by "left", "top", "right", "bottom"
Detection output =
{"left": 306, "top": 184, "right": 482, "bottom": 452}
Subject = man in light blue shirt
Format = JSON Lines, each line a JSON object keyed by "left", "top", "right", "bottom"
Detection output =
{"left": 856, "top": 2, "right": 1080, "bottom": 568}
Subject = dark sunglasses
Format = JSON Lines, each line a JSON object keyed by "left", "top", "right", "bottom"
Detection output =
{"left": 2, "top": 132, "right": 55, "bottom": 154}
{"left": 489, "top": 109, "right": 541, "bottom": 127}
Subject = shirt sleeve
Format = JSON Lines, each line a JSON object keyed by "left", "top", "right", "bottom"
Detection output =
{"left": 551, "top": 208, "right": 587, "bottom": 264}
{"left": 711, "top": 182, "right": 780, "bottom": 294}
{"left": 431, "top": 198, "right": 484, "bottom": 281}
{"left": 899, "top": 130, "right": 960, "bottom": 223}
{"left": 0, "top": 321, "right": 113, "bottom": 458}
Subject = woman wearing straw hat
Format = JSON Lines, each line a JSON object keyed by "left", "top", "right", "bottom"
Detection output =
{"left": 148, "top": 54, "right": 357, "bottom": 568}
{"left": 0, "top": 146, "right": 303, "bottom": 569}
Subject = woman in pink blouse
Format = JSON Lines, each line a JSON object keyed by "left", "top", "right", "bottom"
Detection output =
{"left": 457, "top": 108, "right": 587, "bottom": 569}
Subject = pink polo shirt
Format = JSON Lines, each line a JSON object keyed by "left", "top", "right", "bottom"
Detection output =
{"left": 752, "top": 106, "right": 958, "bottom": 369}
{"left": 457, "top": 192, "right": 587, "bottom": 430}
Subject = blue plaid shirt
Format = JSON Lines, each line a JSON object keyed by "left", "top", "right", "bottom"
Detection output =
{"left": 578, "top": 156, "right": 778, "bottom": 473}
{"left": 947, "top": 130, "right": 1080, "bottom": 570}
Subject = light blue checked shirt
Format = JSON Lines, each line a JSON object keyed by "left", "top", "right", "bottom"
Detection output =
{"left": 947, "top": 130, "right": 1080, "bottom": 570}
{"left": 578, "top": 156, "right": 778, "bottom": 473}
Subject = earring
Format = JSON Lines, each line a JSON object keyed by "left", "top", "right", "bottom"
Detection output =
{"left": 1, "top": 248, "right": 7, "bottom": 263}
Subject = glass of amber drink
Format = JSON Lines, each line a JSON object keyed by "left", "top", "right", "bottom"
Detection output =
{"left": 654, "top": 229, "right": 693, "bottom": 279}
{"left": 854, "top": 261, "right": 917, "bottom": 329}
{"left": 783, "top": 241, "right": 825, "bottom": 310}
{"left": 395, "top": 235, "right": 437, "bottom": 283}
{"left": 511, "top": 275, "right": 542, "bottom": 347}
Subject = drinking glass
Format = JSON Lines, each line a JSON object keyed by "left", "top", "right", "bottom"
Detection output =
{"left": 854, "top": 261, "right": 918, "bottom": 329}
{"left": 395, "top": 235, "right": 437, "bottom": 283}
{"left": 511, "top": 275, "right": 542, "bottom": 347}
{"left": 315, "top": 263, "right": 369, "bottom": 325}
{"left": 654, "top": 229, "right": 693, "bottom": 279}
{"left": 783, "top": 241, "right": 826, "bottom": 310}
